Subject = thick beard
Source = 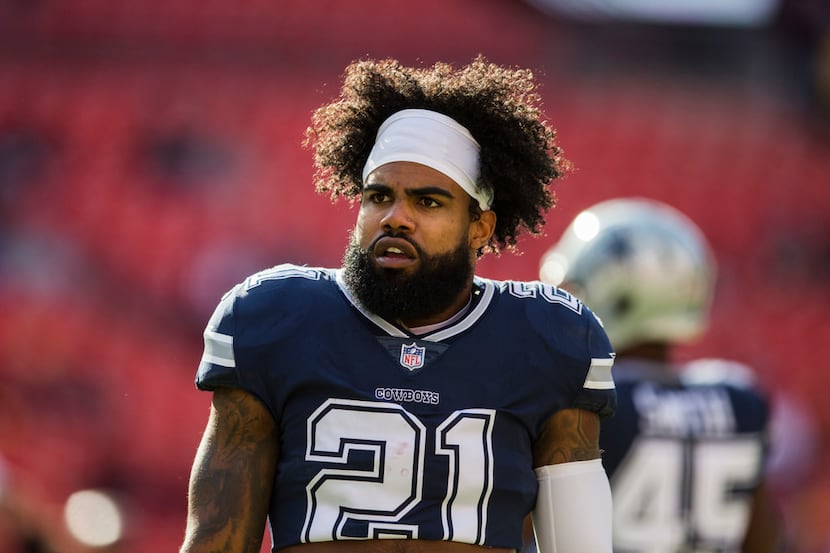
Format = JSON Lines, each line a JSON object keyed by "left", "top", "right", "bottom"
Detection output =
{"left": 342, "top": 232, "right": 474, "bottom": 324}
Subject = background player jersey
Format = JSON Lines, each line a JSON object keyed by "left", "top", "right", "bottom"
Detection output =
{"left": 600, "top": 358, "right": 771, "bottom": 553}
{"left": 196, "top": 263, "right": 616, "bottom": 550}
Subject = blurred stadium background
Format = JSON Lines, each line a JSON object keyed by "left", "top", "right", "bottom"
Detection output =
{"left": 0, "top": 0, "right": 828, "bottom": 551}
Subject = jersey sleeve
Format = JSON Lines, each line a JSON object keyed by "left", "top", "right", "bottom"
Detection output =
{"left": 525, "top": 281, "right": 617, "bottom": 419}
{"left": 195, "top": 282, "right": 244, "bottom": 391}
{"left": 571, "top": 306, "right": 617, "bottom": 418}
{"left": 194, "top": 264, "right": 332, "bottom": 414}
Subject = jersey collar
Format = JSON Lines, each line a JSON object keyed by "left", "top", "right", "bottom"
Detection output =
{"left": 335, "top": 269, "right": 495, "bottom": 341}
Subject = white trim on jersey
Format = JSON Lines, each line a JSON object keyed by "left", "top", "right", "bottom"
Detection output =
{"left": 334, "top": 270, "right": 496, "bottom": 342}
{"left": 428, "top": 277, "right": 494, "bottom": 341}
{"left": 584, "top": 357, "right": 615, "bottom": 390}
{"left": 202, "top": 330, "right": 236, "bottom": 368}
{"left": 335, "top": 269, "right": 408, "bottom": 337}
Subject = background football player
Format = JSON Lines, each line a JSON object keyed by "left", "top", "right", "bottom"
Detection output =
{"left": 540, "top": 197, "right": 782, "bottom": 553}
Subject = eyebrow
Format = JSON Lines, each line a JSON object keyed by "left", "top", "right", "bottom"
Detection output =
{"left": 364, "top": 183, "right": 456, "bottom": 200}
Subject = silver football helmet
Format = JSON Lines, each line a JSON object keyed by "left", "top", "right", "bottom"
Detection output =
{"left": 540, "top": 197, "right": 717, "bottom": 351}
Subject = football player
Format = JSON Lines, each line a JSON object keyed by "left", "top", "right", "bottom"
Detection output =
{"left": 540, "top": 198, "right": 781, "bottom": 553}
{"left": 180, "top": 57, "right": 617, "bottom": 553}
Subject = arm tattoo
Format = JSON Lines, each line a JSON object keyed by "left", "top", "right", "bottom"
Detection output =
{"left": 183, "top": 388, "right": 278, "bottom": 553}
{"left": 532, "top": 408, "right": 601, "bottom": 466}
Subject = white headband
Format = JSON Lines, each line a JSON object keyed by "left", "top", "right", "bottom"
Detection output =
{"left": 362, "top": 109, "right": 493, "bottom": 210}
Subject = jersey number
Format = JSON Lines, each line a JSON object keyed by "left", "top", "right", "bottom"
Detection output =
{"left": 611, "top": 437, "right": 763, "bottom": 553}
{"left": 302, "top": 399, "right": 495, "bottom": 544}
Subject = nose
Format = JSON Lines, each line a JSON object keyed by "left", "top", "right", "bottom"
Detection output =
{"left": 380, "top": 199, "right": 414, "bottom": 232}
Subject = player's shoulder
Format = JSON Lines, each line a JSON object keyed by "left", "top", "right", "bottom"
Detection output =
{"left": 486, "top": 277, "right": 614, "bottom": 360}
{"left": 490, "top": 278, "right": 610, "bottom": 337}
{"left": 680, "top": 357, "right": 760, "bottom": 389}
{"left": 488, "top": 278, "right": 588, "bottom": 320}
{"left": 225, "top": 263, "right": 335, "bottom": 299}
{"left": 204, "top": 263, "right": 339, "bottom": 337}
{"left": 681, "top": 357, "right": 770, "bottom": 406}
{"left": 213, "top": 263, "right": 337, "bottom": 317}
{"left": 683, "top": 357, "right": 772, "bottom": 430}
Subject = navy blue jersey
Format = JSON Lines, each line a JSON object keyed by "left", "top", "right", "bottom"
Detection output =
{"left": 196, "top": 264, "right": 616, "bottom": 551}
{"left": 600, "top": 358, "right": 771, "bottom": 553}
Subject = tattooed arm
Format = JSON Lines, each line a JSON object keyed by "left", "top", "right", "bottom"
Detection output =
{"left": 532, "top": 407, "right": 601, "bottom": 466}
{"left": 180, "top": 387, "right": 279, "bottom": 553}
{"left": 530, "top": 408, "right": 612, "bottom": 553}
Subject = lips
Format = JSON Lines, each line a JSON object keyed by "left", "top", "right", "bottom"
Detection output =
{"left": 372, "top": 236, "right": 418, "bottom": 268}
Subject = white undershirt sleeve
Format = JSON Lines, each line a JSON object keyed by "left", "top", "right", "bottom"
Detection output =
{"left": 532, "top": 458, "right": 613, "bottom": 553}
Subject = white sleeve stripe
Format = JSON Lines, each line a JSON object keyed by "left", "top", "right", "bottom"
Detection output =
{"left": 205, "top": 330, "right": 233, "bottom": 343}
{"left": 201, "top": 353, "right": 236, "bottom": 368}
{"left": 583, "top": 357, "right": 615, "bottom": 390}
{"left": 584, "top": 379, "right": 616, "bottom": 390}
{"left": 203, "top": 331, "right": 236, "bottom": 368}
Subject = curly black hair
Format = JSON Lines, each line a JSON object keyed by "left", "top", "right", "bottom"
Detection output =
{"left": 304, "top": 55, "right": 570, "bottom": 253}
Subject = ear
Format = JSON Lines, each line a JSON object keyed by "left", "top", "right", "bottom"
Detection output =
{"left": 469, "top": 210, "right": 497, "bottom": 251}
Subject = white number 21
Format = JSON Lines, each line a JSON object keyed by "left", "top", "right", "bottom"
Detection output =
{"left": 302, "top": 399, "right": 495, "bottom": 544}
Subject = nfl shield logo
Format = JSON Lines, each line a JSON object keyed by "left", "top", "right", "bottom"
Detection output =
{"left": 399, "top": 342, "right": 426, "bottom": 371}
